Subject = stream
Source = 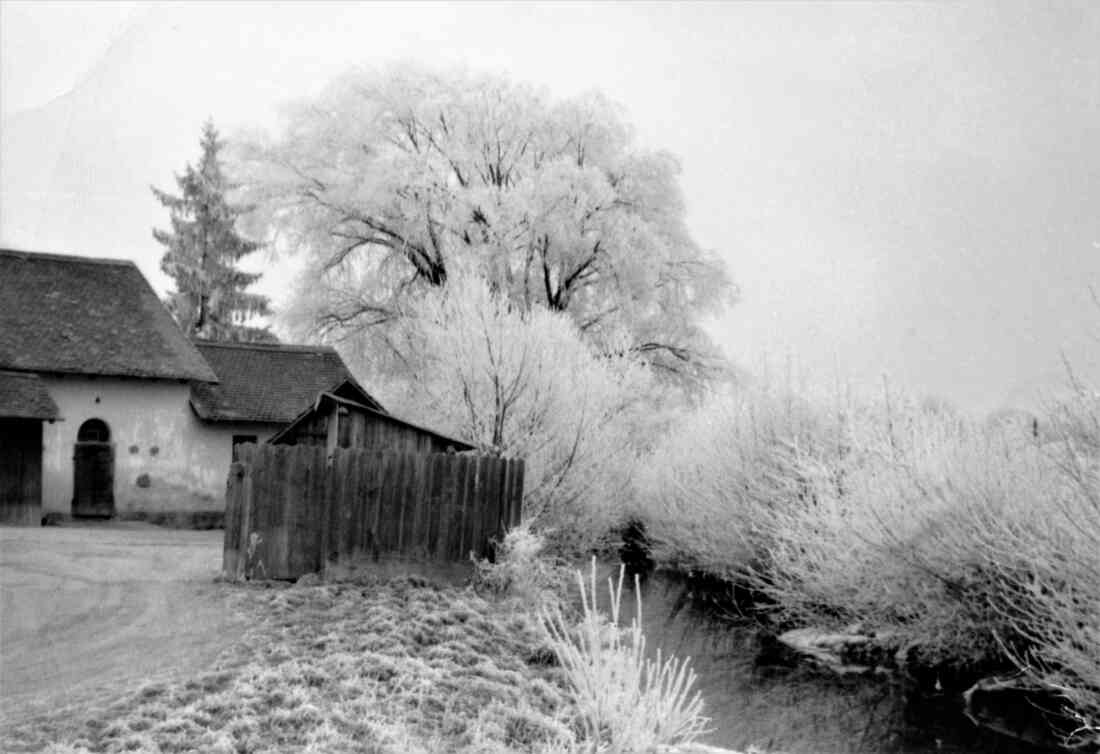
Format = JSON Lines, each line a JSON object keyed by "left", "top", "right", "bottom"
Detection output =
{"left": 623, "top": 569, "right": 1063, "bottom": 754}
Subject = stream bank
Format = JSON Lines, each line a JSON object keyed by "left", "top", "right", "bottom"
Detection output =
{"left": 626, "top": 568, "right": 1068, "bottom": 754}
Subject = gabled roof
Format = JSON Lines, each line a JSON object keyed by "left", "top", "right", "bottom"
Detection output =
{"left": 268, "top": 392, "right": 475, "bottom": 451}
{"left": 0, "top": 249, "right": 217, "bottom": 382}
{"left": 190, "top": 341, "right": 383, "bottom": 423}
{"left": 0, "top": 371, "right": 59, "bottom": 420}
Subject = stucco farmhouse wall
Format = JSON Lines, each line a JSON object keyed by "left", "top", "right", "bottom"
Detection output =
{"left": 182, "top": 419, "right": 281, "bottom": 500}
{"left": 40, "top": 376, "right": 276, "bottom": 519}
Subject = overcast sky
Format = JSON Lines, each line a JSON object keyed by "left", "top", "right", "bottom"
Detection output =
{"left": 2, "top": 1, "right": 1098, "bottom": 414}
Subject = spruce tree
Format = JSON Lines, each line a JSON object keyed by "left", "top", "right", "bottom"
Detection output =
{"left": 152, "top": 120, "right": 275, "bottom": 343}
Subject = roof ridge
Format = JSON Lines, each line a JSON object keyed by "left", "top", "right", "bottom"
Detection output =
{"left": 193, "top": 339, "right": 338, "bottom": 354}
{"left": 0, "top": 247, "right": 137, "bottom": 268}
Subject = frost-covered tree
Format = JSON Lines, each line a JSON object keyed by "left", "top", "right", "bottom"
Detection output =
{"left": 153, "top": 120, "right": 275, "bottom": 342}
{"left": 233, "top": 65, "right": 734, "bottom": 391}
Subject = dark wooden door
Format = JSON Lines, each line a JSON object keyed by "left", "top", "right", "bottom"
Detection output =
{"left": 1, "top": 418, "right": 43, "bottom": 525}
{"left": 73, "top": 441, "right": 114, "bottom": 517}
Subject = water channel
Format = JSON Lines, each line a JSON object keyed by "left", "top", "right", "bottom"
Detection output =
{"left": 626, "top": 570, "right": 1063, "bottom": 754}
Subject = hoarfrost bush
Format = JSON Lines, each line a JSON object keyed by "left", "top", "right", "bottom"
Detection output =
{"left": 375, "top": 270, "right": 654, "bottom": 555}
{"left": 474, "top": 525, "right": 573, "bottom": 608}
{"left": 756, "top": 408, "right": 1055, "bottom": 661}
{"left": 985, "top": 387, "right": 1100, "bottom": 746}
{"left": 636, "top": 377, "right": 1100, "bottom": 739}
{"left": 542, "top": 559, "right": 710, "bottom": 752}
{"left": 633, "top": 383, "right": 846, "bottom": 582}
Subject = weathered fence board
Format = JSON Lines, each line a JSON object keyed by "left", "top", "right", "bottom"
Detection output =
{"left": 223, "top": 444, "right": 524, "bottom": 581}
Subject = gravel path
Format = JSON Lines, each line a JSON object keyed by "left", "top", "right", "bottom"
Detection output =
{"left": 0, "top": 523, "right": 243, "bottom": 726}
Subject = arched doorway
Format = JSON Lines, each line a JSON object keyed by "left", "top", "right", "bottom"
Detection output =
{"left": 73, "top": 418, "right": 114, "bottom": 517}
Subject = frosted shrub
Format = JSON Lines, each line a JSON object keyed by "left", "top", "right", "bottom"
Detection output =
{"left": 756, "top": 410, "right": 1057, "bottom": 661}
{"left": 474, "top": 525, "right": 573, "bottom": 608}
{"left": 638, "top": 375, "right": 1100, "bottom": 738}
{"left": 541, "top": 560, "right": 709, "bottom": 752}
{"left": 372, "top": 270, "right": 654, "bottom": 555}
{"left": 634, "top": 383, "right": 846, "bottom": 582}
{"left": 987, "top": 390, "right": 1100, "bottom": 744}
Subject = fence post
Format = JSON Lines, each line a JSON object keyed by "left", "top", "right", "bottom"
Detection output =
{"left": 318, "top": 447, "right": 329, "bottom": 577}
{"left": 284, "top": 445, "right": 314, "bottom": 579}
{"left": 270, "top": 444, "right": 291, "bottom": 579}
{"left": 463, "top": 456, "right": 481, "bottom": 561}
{"left": 434, "top": 453, "right": 456, "bottom": 561}
{"left": 306, "top": 445, "right": 325, "bottom": 575}
{"left": 493, "top": 458, "right": 509, "bottom": 549}
{"left": 411, "top": 452, "right": 432, "bottom": 559}
{"left": 511, "top": 459, "right": 525, "bottom": 527}
{"left": 237, "top": 461, "right": 254, "bottom": 581}
{"left": 444, "top": 455, "right": 465, "bottom": 561}
{"left": 222, "top": 461, "right": 244, "bottom": 579}
{"left": 366, "top": 451, "right": 384, "bottom": 561}
{"left": 481, "top": 457, "right": 501, "bottom": 560}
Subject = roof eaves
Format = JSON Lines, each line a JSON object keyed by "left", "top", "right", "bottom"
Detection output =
{"left": 266, "top": 395, "right": 324, "bottom": 445}
{"left": 0, "top": 247, "right": 136, "bottom": 267}
{"left": 0, "top": 370, "right": 60, "bottom": 420}
{"left": 29, "top": 366, "right": 218, "bottom": 382}
{"left": 192, "top": 339, "right": 339, "bottom": 355}
{"left": 328, "top": 376, "right": 386, "bottom": 413}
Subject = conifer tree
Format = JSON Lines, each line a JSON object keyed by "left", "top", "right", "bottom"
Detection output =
{"left": 152, "top": 120, "right": 275, "bottom": 342}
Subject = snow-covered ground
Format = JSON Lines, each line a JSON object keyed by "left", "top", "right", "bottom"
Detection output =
{"left": 0, "top": 522, "right": 240, "bottom": 725}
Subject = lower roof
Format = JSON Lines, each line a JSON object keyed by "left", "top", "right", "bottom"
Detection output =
{"left": 0, "top": 371, "right": 60, "bottom": 420}
{"left": 190, "top": 340, "right": 382, "bottom": 424}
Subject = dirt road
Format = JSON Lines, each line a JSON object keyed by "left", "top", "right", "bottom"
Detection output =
{"left": 0, "top": 523, "right": 243, "bottom": 725}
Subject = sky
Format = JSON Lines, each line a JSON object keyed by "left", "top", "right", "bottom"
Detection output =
{"left": 2, "top": 1, "right": 1098, "bottom": 415}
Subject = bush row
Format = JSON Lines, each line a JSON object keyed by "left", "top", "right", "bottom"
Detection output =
{"left": 632, "top": 382, "right": 1100, "bottom": 745}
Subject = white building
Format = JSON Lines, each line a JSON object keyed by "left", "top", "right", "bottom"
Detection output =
{"left": 0, "top": 248, "right": 372, "bottom": 525}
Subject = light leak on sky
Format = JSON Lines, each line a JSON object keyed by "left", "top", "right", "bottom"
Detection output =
{"left": 1, "top": 1, "right": 1098, "bottom": 415}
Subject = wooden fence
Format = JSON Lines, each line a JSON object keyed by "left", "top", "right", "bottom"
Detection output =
{"left": 223, "top": 444, "right": 524, "bottom": 580}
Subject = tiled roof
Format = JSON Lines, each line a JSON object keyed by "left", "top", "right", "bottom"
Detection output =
{"left": 0, "top": 371, "right": 59, "bottom": 420}
{"left": 190, "top": 341, "right": 381, "bottom": 423}
{"left": 0, "top": 249, "right": 217, "bottom": 382}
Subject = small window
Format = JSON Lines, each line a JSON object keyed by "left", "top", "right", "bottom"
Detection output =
{"left": 232, "top": 434, "right": 258, "bottom": 462}
{"left": 77, "top": 418, "right": 110, "bottom": 442}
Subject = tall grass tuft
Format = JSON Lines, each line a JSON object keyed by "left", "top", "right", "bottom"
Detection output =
{"left": 541, "top": 559, "right": 710, "bottom": 752}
